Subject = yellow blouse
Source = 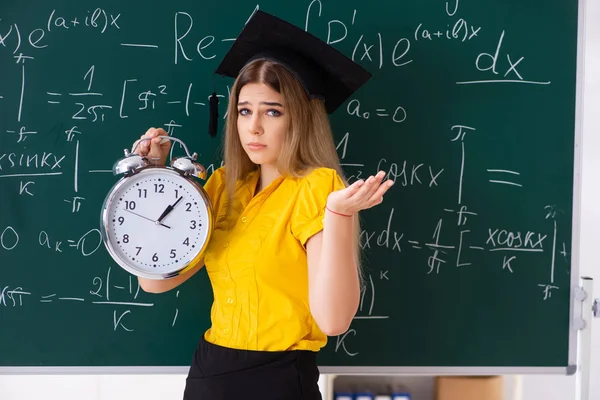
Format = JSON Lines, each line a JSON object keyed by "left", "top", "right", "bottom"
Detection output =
{"left": 200, "top": 166, "right": 346, "bottom": 352}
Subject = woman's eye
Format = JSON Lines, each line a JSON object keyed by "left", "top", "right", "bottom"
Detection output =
{"left": 267, "top": 109, "right": 282, "bottom": 117}
{"left": 238, "top": 108, "right": 250, "bottom": 116}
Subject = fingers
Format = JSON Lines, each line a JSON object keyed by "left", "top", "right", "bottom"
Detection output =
{"left": 366, "top": 179, "right": 394, "bottom": 206}
{"left": 134, "top": 128, "right": 168, "bottom": 156}
{"left": 351, "top": 171, "right": 394, "bottom": 209}
{"left": 136, "top": 128, "right": 155, "bottom": 155}
{"left": 346, "top": 178, "right": 366, "bottom": 196}
{"left": 354, "top": 171, "right": 386, "bottom": 198}
{"left": 144, "top": 127, "right": 167, "bottom": 138}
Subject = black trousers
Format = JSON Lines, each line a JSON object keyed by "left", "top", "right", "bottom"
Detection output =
{"left": 183, "top": 336, "right": 323, "bottom": 400}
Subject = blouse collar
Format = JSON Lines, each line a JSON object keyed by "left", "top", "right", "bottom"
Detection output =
{"left": 239, "top": 168, "right": 286, "bottom": 210}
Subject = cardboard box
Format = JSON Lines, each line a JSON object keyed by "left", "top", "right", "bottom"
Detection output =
{"left": 435, "top": 376, "right": 504, "bottom": 400}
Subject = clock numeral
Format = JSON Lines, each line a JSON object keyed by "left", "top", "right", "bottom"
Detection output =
{"left": 174, "top": 189, "right": 179, "bottom": 198}
{"left": 125, "top": 200, "right": 136, "bottom": 210}
{"left": 152, "top": 253, "right": 159, "bottom": 262}
{"left": 138, "top": 189, "right": 147, "bottom": 198}
{"left": 186, "top": 203, "right": 192, "bottom": 212}
{"left": 118, "top": 216, "right": 125, "bottom": 225}
{"left": 154, "top": 183, "right": 165, "bottom": 193}
{"left": 170, "top": 249, "right": 177, "bottom": 259}
{"left": 123, "top": 234, "right": 130, "bottom": 243}
{"left": 190, "top": 220, "right": 197, "bottom": 229}
{"left": 135, "top": 246, "right": 142, "bottom": 256}
{"left": 183, "top": 237, "right": 190, "bottom": 246}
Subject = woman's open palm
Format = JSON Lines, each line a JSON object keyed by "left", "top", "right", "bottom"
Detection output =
{"left": 327, "top": 171, "right": 394, "bottom": 216}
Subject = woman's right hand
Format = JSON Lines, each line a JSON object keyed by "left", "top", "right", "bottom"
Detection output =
{"left": 132, "top": 127, "right": 171, "bottom": 166}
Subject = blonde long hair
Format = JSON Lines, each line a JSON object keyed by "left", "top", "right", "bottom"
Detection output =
{"left": 221, "top": 59, "right": 363, "bottom": 281}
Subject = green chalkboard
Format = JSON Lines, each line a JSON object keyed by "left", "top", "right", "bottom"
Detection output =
{"left": 0, "top": 0, "right": 582, "bottom": 373}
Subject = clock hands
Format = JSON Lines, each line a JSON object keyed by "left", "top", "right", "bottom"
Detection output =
{"left": 124, "top": 209, "right": 171, "bottom": 229}
{"left": 157, "top": 196, "right": 183, "bottom": 223}
{"left": 120, "top": 196, "right": 184, "bottom": 230}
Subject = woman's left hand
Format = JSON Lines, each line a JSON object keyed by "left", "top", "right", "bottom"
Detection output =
{"left": 327, "top": 171, "right": 394, "bottom": 216}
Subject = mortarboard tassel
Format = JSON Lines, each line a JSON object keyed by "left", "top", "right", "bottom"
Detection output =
{"left": 208, "top": 91, "right": 219, "bottom": 137}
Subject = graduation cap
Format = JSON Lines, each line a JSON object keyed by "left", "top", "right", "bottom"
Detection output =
{"left": 208, "top": 10, "right": 373, "bottom": 136}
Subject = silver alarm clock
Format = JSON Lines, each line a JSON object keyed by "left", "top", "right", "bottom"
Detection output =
{"left": 100, "top": 137, "right": 213, "bottom": 280}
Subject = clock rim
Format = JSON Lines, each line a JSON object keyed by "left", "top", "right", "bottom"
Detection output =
{"left": 100, "top": 166, "right": 214, "bottom": 281}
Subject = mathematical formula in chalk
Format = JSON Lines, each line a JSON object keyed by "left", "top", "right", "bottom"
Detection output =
{"left": 0, "top": 0, "right": 572, "bottom": 363}
{"left": 1, "top": 269, "right": 182, "bottom": 332}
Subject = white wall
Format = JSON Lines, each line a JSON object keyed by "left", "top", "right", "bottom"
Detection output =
{"left": 0, "top": 2, "right": 598, "bottom": 400}
{"left": 518, "top": 0, "right": 600, "bottom": 398}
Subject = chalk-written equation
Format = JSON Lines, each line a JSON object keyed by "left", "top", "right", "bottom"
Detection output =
{"left": 0, "top": 0, "right": 576, "bottom": 368}
{"left": 0, "top": 227, "right": 181, "bottom": 332}
{"left": 1, "top": 272, "right": 182, "bottom": 332}
{"left": 332, "top": 125, "right": 568, "bottom": 357}
{"left": 5, "top": 0, "right": 553, "bottom": 131}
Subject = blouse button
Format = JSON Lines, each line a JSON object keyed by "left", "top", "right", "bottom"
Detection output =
{"left": 224, "top": 328, "right": 230, "bottom": 334}
{"left": 227, "top": 297, "right": 234, "bottom": 304}
{"left": 223, "top": 241, "right": 229, "bottom": 248}
{"left": 241, "top": 216, "right": 247, "bottom": 223}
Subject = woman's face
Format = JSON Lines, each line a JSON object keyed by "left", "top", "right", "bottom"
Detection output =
{"left": 237, "top": 82, "right": 290, "bottom": 168}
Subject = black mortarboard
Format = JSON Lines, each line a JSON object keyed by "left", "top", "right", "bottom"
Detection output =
{"left": 208, "top": 10, "right": 373, "bottom": 136}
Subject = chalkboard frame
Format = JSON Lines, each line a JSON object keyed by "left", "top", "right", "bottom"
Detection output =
{"left": 0, "top": 0, "right": 588, "bottom": 375}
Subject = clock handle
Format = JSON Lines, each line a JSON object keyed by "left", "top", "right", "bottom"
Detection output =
{"left": 127, "top": 136, "right": 206, "bottom": 179}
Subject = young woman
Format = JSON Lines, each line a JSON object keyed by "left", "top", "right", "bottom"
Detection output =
{"left": 132, "top": 11, "right": 393, "bottom": 400}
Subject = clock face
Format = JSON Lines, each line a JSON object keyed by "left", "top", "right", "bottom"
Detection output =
{"left": 102, "top": 168, "right": 212, "bottom": 278}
